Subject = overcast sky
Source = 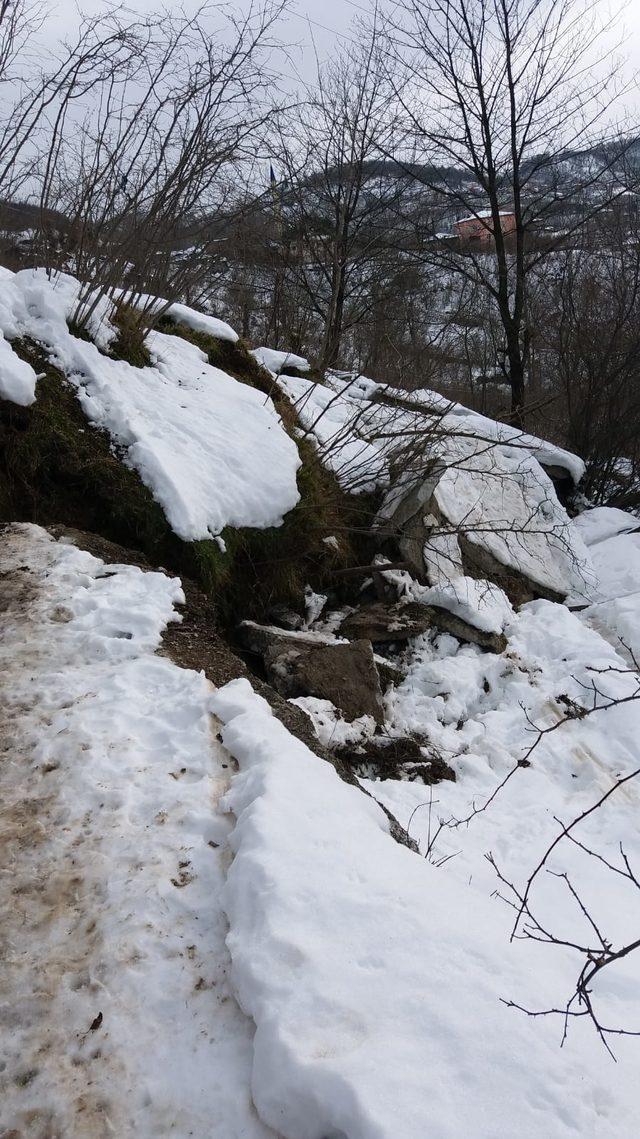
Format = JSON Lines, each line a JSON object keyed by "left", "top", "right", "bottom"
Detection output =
{"left": 50, "top": 0, "right": 640, "bottom": 104}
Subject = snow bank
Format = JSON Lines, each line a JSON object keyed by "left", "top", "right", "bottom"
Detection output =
{"left": 252, "top": 346, "right": 310, "bottom": 374}
{"left": 0, "top": 268, "right": 300, "bottom": 539}
{"left": 575, "top": 509, "right": 640, "bottom": 660}
{"left": 423, "top": 574, "right": 513, "bottom": 633}
{"left": 214, "top": 675, "right": 640, "bottom": 1139}
{"left": 279, "top": 374, "right": 388, "bottom": 493}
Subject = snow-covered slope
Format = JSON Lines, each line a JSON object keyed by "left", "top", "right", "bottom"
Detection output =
{"left": 280, "top": 371, "right": 593, "bottom": 599}
{"left": 0, "top": 269, "right": 300, "bottom": 540}
{"left": 214, "top": 667, "right": 640, "bottom": 1139}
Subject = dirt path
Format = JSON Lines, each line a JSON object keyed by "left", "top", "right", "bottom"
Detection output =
{"left": 0, "top": 524, "right": 277, "bottom": 1139}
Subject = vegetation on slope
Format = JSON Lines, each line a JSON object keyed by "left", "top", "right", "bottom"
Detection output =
{"left": 0, "top": 330, "right": 379, "bottom": 632}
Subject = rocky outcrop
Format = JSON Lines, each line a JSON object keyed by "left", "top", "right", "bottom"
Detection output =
{"left": 240, "top": 621, "right": 385, "bottom": 723}
{"left": 376, "top": 450, "right": 594, "bottom": 606}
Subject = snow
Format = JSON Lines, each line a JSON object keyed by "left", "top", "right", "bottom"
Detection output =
{"left": 574, "top": 508, "right": 640, "bottom": 661}
{"left": 251, "top": 346, "right": 310, "bottom": 374}
{"left": 279, "top": 374, "right": 388, "bottom": 493}
{"left": 0, "top": 524, "right": 276, "bottom": 1138}
{"left": 431, "top": 442, "right": 594, "bottom": 598}
{"left": 573, "top": 505, "right": 640, "bottom": 546}
{"left": 0, "top": 267, "right": 300, "bottom": 539}
{"left": 165, "top": 301, "right": 238, "bottom": 343}
{"left": 289, "top": 695, "right": 377, "bottom": 748}
{"left": 422, "top": 574, "right": 514, "bottom": 634}
{"left": 214, "top": 672, "right": 640, "bottom": 1139}
{"left": 278, "top": 373, "right": 589, "bottom": 595}
{"left": 0, "top": 327, "right": 37, "bottom": 404}
{"left": 457, "top": 209, "right": 513, "bottom": 221}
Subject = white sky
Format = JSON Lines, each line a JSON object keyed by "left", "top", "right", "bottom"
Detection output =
{"left": 48, "top": 0, "right": 640, "bottom": 107}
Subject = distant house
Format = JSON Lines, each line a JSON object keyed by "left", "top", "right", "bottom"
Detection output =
{"left": 455, "top": 209, "right": 517, "bottom": 246}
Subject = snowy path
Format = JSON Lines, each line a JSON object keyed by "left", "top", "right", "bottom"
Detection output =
{"left": 0, "top": 525, "right": 276, "bottom": 1139}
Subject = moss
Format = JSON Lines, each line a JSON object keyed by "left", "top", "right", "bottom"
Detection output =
{"left": 1, "top": 337, "right": 380, "bottom": 636}
{"left": 0, "top": 339, "right": 188, "bottom": 568}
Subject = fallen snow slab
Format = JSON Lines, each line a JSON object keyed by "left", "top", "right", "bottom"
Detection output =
{"left": 0, "top": 268, "right": 300, "bottom": 539}
{"left": 214, "top": 676, "right": 640, "bottom": 1139}
{"left": 165, "top": 301, "right": 239, "bottom": 343}
{"left": 279, "top": 374, "right": 388, "bottom": 493}
{"left": 0, "top": 525, "right": 276, "bottom": 1138}
{"left": 252, "top": 346, "right": 310, "bottom": 374}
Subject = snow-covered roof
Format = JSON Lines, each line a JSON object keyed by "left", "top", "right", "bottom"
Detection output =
{"left": 456, "top": 210, "right": 514, "bottom": 224}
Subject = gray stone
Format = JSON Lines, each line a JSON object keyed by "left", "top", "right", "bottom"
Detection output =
{"left": 240, "top": 621, "right": 384, "bottom": 723}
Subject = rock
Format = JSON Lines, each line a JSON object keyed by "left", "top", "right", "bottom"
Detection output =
{"left": 373, "top": 654, "right": 405, "bottom": 691}
{"left": 426, "top": 606, "right": 507, "bottom": 653}
{"left": 339, "top": 601, "right": 433, "bottom": 643}
{"left": 265, "top": 603, "right": 304, "bottom": 631}
{"left": 336, "top": 736, "right": 456, "bottom": 785}
{"left": 339, "top": 599, "right": 505, "bottom": 652}
{"left": 375, "top": 444, "right": 595, "bottom": 605}
{"left": 240, "top": 621, "right": 384, "bottom": 724}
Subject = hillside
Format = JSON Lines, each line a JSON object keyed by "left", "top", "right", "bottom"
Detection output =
{"left": 1, "top": 266, "right": 640, "bottom": 1138}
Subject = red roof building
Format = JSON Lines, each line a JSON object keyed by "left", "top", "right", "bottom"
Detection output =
{"left": 455, "top": 210, "right": 517, "bottom": 246}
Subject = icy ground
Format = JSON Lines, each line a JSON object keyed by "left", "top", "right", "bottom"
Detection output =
{"left": 0, "top": 525, "right": 277, "bottom": 1138}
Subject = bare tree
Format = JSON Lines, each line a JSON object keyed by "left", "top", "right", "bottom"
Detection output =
{"left": 387, "top": 0, "right": 637, "bottom": 426}
{"left": 532, "top": 208, "right": 640, "bottom": 506}
{"left": 272, "top": 15, "right": 404, "bottom": 373}
{"left": 35, "top": 2, "right": 287, "bottom": 339}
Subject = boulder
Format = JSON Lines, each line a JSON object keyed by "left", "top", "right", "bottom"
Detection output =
{"left": 375, "top": 441, "right": 595, "bottom": 605}
{"left": 240, "top": 621, "right": 384, "bottom": 724}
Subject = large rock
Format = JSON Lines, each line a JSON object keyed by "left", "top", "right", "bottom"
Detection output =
{"left": 376, "top": 440, "right": 595, "bottom": 605}
{"left": 240, "top": 621, "right": 384, "bottom": 724}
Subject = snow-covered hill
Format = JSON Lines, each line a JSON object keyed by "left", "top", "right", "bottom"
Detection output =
{"left": 1, "top": 268, "right": 640, "bottom": 1138}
